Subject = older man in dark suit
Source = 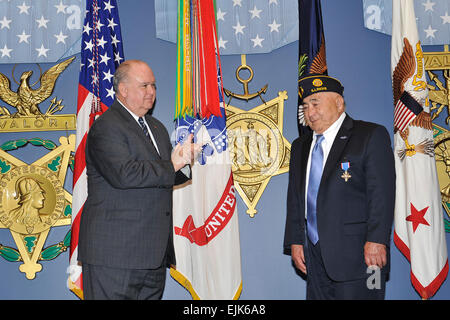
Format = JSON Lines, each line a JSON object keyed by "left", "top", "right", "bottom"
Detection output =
{"left": 284, "top": 74, "right": 395, "bottom": 299}
{"left": 78, "top": 60, "right": 199, "bottom": 300}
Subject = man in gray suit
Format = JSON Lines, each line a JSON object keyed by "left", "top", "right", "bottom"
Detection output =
{"left": 78, "top": 60, "right": 199, "bottom": 300}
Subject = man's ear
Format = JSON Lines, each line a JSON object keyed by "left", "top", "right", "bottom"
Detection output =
{"left": 336, "top": 95, "right": 345, "bottom": 112}
{"left": 118, "top": 82, "right": 127, "bottom": 98}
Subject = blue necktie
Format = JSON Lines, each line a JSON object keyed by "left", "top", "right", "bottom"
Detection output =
{"left": 138, "top": 117, "right": 150, "bottom": 138}
{"left": 307, "top": 134, "right": 324, "bottom": 245}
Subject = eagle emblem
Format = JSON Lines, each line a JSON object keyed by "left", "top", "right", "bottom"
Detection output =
{"left": 0, "top": 56, "right": 75, "bottom": 117}
{"left": 392, "top": 37, "right": 434, "bottom": 159}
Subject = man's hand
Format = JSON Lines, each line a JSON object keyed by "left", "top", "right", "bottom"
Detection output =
{"left": 291, "top": 244, "right": 307, "bottom": 274}
{"left": 171, "top": 134, "right": 202, "bottom": 171}
{"left": 364, "top": 241, "right": 387, "bottom": 269}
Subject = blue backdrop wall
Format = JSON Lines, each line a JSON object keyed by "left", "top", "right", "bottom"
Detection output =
{"left": 0, "top": 0, "right": 449, "bottom": 300}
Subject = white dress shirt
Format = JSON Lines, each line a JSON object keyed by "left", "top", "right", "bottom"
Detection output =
{"left": 304, "top": 112, "right": 347, "bottom": 218}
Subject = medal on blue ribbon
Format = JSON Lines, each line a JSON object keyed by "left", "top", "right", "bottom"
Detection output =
{"left": 340, "top": 162, "right": 351, "bottom": 182}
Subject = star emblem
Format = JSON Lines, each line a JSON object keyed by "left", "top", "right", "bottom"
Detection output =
{"left": 36, "top": 15, "right": 49, "bottom": 29}
{"left": 232, "top": 21, "right": 246, "bottom": 36}
{"left": 406, "top": 203, "right": 430, "bottom": 232}
{"left": 424, "top": 25, "right": 437, "bottom": 39}
{"left": 17, "top": 30, "right": 31, "bottom": 43}
{"left": 0, "top": 16, "right": 12, "bottom": 29}
{"left": 251, "top": 34, "right": 264, "bottom": 48}
{"left": 0, "top": 44, "right": 13, "bottom": 58}
{"left": 225, "top": 90, "right": 290, "bottom": 217}
{"left": 36, "top": 44, "right": 49, "bottom": 58}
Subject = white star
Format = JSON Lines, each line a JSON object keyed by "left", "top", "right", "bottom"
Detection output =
{"left": 422, "top": 0, "right": 435, "bottom": 12}
{"left": 111, "top": 34, "right": 120, "bottom": 47}
{"left": 95, "top": 20, "right": 105, "bottom": 32}
{"left": 251, "top": 34, "right": 264, "bottom": 47}
{"left": 217, "top": 8, "right": 226, "bottom": 21}
{"left": 424, "top": 25, "right": 437, "bottom": 38}
{"left": 99, "top": 52, "right": 111, "bottom": 65}
{"left": 17, "top": 30, "right": 31, "bottom": 43}
{"left": 103, "top": 69, "right": 114, "bottom": 82}
{"left": 0, "top": 44, "right": 12, "bottom": 58}
{"left": 36, "top": 44, "right": 50, "bottom": 57}
{"left": 114, "top": 52, "right": 123, "bottom": 64}
{"left": 36, "top": 16, "right": 50, "bottom": 29}
{"left": 249, "top": 6, "right": 262, "bottom": 19}
{"left": 232, "top": 0, "right": 242, "bottom": 7}
{"left": 218, "top": 36, "right": 228, "bottom": 49}
{"left": 107, "top": 17, "right": 118, "bottom": 30}
{"left": 269, "top": 0, "right": 278, "bottom": 5}
{"left": 83, "top": 22, "right": 92, "bottom": 35}
{"left": 232, "top": 21, "right": 246, "bottom": 35}
{"left": 441, "top": 12, "right": 450, "bottom": 24}
{"left": 97, "top": 36, "right": 107, "bottom": 48}
{"left": 17, "top": 2, "right": 30, "bottom": 15}
{"left": 268, "top": 19, "right": 281, "bottom": 32}
{"left": 87, "top": 57, "right": 95, "bottom": 69}
{"left": 104, "top": 0, "right": 115, "bottom": 13}
{"left": 54, "top": 31, "right": 68, "bottom": 44}
{"left": 91, "top": 73, "right": 99, "bottom": 86}
{"left": 84, "top": 39, "right": 94, "bottom": 52}
{"left": 105, "top": 86, "right": 115, "bottom": 99}
{"left": 54, "top": 1, "right": 67, "bottom": 14}
{"left": 0, "top": 16, "right": 12, "bottom": 29}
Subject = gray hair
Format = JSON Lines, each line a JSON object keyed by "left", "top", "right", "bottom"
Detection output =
{"left": 112, "top": 61, "right": 133, "bottom": 92}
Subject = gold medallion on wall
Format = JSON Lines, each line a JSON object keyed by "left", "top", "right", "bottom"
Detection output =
{"left": 224, "top": 55, "right": 291, "bottom": 217}
{"left": 0, "top": 57, "right": 76, "bottom": 279}
{"left": 424, "top": 45, "right": 450, "bottom": 230}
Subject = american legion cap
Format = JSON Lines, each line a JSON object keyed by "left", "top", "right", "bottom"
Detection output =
{"left": 298, "top": 74, "right": 344, "bottom": 101}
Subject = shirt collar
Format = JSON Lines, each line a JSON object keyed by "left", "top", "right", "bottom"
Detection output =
{"left": 313, "top": 112, "right": 346, "bottom": 143}
{"left": 117, "top": 98, "right": 142, "bottom": 122}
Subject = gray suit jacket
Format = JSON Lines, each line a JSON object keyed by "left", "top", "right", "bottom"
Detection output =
{"left": 78, "top": 100, "right": 187, "bottom": 269}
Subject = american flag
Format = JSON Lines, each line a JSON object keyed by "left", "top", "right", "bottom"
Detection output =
{"left": 363, "top": 0, "right": 450, "bottom": 46}
{"left": 68, "top": 0, "right": 124, "bottom": 299}
{"left": 394, "top": 91, "right": 423, "bottom": 133}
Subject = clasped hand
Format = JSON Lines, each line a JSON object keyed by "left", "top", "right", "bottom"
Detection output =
{"left": 171, "top": 133, "right": 202, "bottom": 171}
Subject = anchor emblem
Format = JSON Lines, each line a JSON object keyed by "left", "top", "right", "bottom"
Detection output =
{"left": 223, "top": 55, "right": 268, "bottom": 105}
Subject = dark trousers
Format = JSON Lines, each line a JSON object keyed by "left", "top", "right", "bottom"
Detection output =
{"left": 82, "top": 263, "right": 167, "bottom": 300}
{"left": 305, "top": 239, "right": 386, "bottom": 300}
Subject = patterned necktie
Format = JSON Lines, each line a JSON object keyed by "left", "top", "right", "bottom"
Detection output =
{"left": 138, "top": 117, "right": 150, "bottom": 138}
{"left": 138, "top": 116, "right": 160, "bottom": 155}
{"left": 307, "top": 134, "right": 325, "bottom": 245}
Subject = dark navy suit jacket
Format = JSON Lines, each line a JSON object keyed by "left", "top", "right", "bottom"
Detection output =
{"left": 284, "top": 115, "right": 395, "bottom": 281}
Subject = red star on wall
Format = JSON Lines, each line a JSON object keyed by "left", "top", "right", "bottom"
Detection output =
{"left": 406, "top": 203, "right": 430, "bottom": 232}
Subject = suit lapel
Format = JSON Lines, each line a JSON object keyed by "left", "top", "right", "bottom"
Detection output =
{"left": 145, "top": 114, "right": 165, "bottom": 159}
{"left": 321, "top": 115, "right": 353, "bottom": 184}
{"left": 111, "top": 101, "right": 162, "bottom": 158}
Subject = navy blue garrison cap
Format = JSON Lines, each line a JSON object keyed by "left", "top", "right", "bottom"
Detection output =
{"left": 298, "top": 74, "right": 344, "bottom": 100}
